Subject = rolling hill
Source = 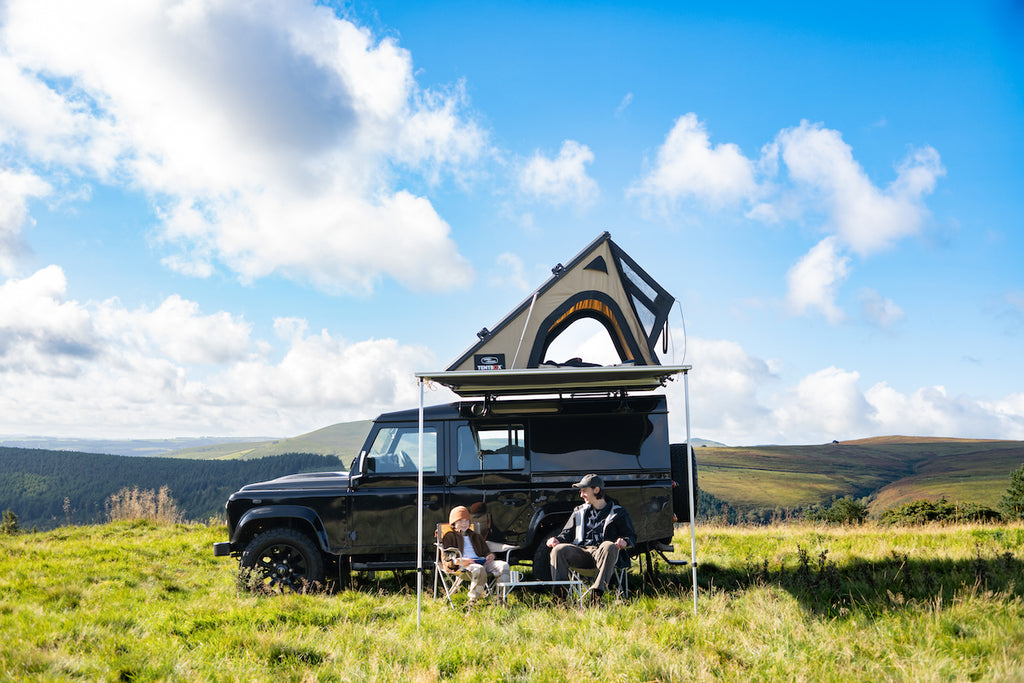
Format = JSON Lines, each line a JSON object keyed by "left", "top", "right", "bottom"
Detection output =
{"left": 694, "top": 436, "right": 1024, "bottom": 514}
{"left": 4, "top": 423, "right": 1020, "bottom": 530}
{"left": 164, "top": 420, "right": 373, "bottom": 462}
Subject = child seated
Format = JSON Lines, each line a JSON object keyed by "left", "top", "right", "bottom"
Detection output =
{"left": 441, "top": 505, "right": 510, "bottom": 604}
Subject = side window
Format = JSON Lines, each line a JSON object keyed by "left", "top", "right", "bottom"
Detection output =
{"left": 530, "top": 414, "right": 653, "bottom": 471}
{"left": 458, "top": 424, "right": 525, "bottom": 472}
{"left": 365, "top": 425, "right": 437, "bottom": 473}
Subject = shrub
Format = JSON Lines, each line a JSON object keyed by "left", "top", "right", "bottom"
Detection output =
{"left": 1, "top": 509, "right": 19, "bottom": 535}
{"left": 105, "top": 486, "right": 182, "bottom": 523}
{"left": 879, "top": 498, "right": 1001, "bottom": 525}
{"left": 804, "top": 496, "right": 868, "bottom": 525}
{"left": 998, "top": 463, "right": 1024, "bottom": 521}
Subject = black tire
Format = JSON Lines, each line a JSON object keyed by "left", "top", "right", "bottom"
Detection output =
{"left": 240, "top": 528, "right": 325, "bottom": 592}
{"left": 531, "top": 530, "right": 558, "bottom": 581}
{"left": 670, "top": 444, "right": 699, "bottom": 523}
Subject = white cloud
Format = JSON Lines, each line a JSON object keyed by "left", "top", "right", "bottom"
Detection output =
{"left": 772, "top": 121, "right": 945, "bottom": 256}
{"left": 0, "top": 265, "right": 436, "bottom": 437}
{"left": 860, "top": 288, "right": 905, "bottom": 329}
{"left": 629, "top": 113, "right": 758, "bottom": 209}
{"left": 785, "top": 236, "right": 850, "bottom": 323}
{"left": 488, "top": 252, "right": 529, "bottom": 292}
{"left": 676, "top": 337, "right": 779, "bottom": 443}
{"left": 0, "top": 0, "right": 482, "bottom": 293}
{"left": 615, "top": 93, "right": 633, "bottom": 118}
{"left": 0, "top": 266, "right": 98, "bottom": 375}
{"left": 630, "top": 116, "right": 944, "bottom": 324}
{"left": 660, "top": 334, "right": 1024, "bottom": 445}
{"left": 111, "top": 294, "right": 252, "bottom": 366}
{"left": 773, "top": 366, "right": 874, "bottom": 439}
{"left": 518, "top": 140, "right": 599, "bottom": 209}
{"left": 865, "top": 383, "right": 1024, "bottom": 440}
{"left": 0, "top": 168, "right": 51, "bottom": 275}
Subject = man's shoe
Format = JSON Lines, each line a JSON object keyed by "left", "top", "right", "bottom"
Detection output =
{"left": 588, "top": 588, "right": 605, "bottom": 606}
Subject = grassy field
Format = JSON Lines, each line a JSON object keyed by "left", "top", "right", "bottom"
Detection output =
{"left": 2, "top": 521, "right": 1023, "bottom": 681}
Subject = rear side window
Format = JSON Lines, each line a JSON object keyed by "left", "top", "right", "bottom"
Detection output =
{"left": 365, "top": 425, "right": 438, "bottom": 473}
{"left": 458, "top": 424, "right": 525, "bottom": 472}
{"left": 530, "top": 414, "right": 654, "bottom": 471}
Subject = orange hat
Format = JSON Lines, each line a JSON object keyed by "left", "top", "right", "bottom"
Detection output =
{"left": 449, "top": 506, "right": 471, "bottom": 525}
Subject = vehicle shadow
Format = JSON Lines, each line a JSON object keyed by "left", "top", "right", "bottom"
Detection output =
{"left": 645, "top": 544, "right": 1024, "bottom": 617}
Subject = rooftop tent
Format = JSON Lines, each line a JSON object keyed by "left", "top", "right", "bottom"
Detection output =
{"left": 447, "top": 231, "right": 676, "bottom": 372}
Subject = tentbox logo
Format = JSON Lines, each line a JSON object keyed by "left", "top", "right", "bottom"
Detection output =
{"left": 474, "top": 354, "right": 505, "bottom": 370}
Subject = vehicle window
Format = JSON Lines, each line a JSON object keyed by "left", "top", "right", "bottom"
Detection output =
{"left": 530, "top": 414, "right": 653, "bottom": 470}
{"left": 458, "top": 424, "right": 525, "bottom": 472}
{"left": 365, "top": 426, "right": 437, "bottom": 473}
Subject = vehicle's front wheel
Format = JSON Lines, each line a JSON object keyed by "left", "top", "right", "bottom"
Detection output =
{"left": 240, "top": 528, "right": 325, "bottom": 592}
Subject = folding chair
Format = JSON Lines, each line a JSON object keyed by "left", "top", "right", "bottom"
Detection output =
{"left": 569, "top": 561, "right": 629, "bottom": 601}
{"left": 432, "top": 523, "right": 519, "bottom": 607}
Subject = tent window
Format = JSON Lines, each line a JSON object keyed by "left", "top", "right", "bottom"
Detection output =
{"left": 619, "top": 259, "right": 659, "bottom": 305}
{"left": 631, "top": 294, "right": 657, "bottom": 339}
{"left": 543, "top": 318, "right": 621, "bottom": 365}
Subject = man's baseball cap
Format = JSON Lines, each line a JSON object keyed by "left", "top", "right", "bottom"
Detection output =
{"left": 572, "top": 474, "right": 604, "bottom": 489}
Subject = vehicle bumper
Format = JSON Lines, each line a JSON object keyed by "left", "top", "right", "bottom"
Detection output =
{"left": 213, "top": 542, "right": 233, "bottom": 557}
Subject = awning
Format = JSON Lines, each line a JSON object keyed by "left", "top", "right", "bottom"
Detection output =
{"left": 416, "top": 364, "right": 691, "bottom": 398}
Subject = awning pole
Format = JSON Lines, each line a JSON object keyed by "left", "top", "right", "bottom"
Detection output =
{"left": 416, "top": 378, "right": 425, "bottom": 628}
{"left": 684, "top": 369, "right": 697, "bottom": 615}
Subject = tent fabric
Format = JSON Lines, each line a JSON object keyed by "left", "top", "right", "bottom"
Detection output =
{"left": 446, "top": 232, "right": 675, "bottom": 372}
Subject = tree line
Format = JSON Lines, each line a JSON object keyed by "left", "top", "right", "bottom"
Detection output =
{"left": 0, "top": 447, "right": 342, "bottom": 530}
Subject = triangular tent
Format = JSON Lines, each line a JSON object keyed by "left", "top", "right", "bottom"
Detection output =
{"left": 447, "top": 232, "right": 675, "bottom": 372}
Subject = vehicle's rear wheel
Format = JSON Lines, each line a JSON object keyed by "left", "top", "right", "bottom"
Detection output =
{"left": 240, "top": 528, "right": 325, "bottom": 592}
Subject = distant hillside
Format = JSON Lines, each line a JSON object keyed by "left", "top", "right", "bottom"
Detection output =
{"left": 5, "top": 435, "right": 1020, "bottom": 530}
{"left": 0, "top": 447, "right": 342, "bottom": 530}
{"left": 0, "top": 435, "right": 277, "bottom": 458}
{"left": 694, "top": 437, "right": 1024, "bottom": 515}
{"left": 691, "top": 438, "right": 729, "bottom": 448}
{"left": 164, "top": 420, "right": 373, "bottom": 462}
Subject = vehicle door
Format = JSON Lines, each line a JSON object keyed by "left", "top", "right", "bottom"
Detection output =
{"left": 447, "top": 419, "right": 531, "bottom": 548}
{"left": 347, "top": 421, "right": 445, "bottom": 558}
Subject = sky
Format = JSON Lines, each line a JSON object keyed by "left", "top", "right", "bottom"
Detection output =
{"left": 0, "top": 0, "right": 1022, "bottom": 446}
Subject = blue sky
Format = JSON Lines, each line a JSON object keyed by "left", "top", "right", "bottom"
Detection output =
{"left": 0, "top": 0, "right": 1022, "bottom": 445}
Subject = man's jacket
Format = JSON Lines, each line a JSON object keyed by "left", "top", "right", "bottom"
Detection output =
{"left": 554, "top": 497, "right": 637, "bottom": 564}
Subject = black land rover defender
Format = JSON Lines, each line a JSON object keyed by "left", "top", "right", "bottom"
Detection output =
{"left": 214, "top": 393, "right": 696, "bottom": 590}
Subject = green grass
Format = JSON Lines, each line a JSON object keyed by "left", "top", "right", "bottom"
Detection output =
{"left": 2, "top": 521, "right": 1023, "bottom": 681}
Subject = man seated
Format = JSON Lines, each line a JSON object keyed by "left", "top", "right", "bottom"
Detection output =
{"left": 546, "top": 474, "right": 636, "bottom": 604}
{"left": 441, "top": 505, "right": 511, "bottom": 606}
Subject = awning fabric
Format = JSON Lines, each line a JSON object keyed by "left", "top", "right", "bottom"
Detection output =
{"left": 417, "top": 364, "right": 691, "bottom": 398}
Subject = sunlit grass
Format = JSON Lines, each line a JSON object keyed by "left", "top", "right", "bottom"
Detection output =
{"left": 1, "top": 521, "right": 1022, "bottom": 681}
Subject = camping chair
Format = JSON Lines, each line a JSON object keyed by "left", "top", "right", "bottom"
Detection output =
{"left": 432, "top": 523, "right": 519, "bottom": 607}
{"left": 569, "top": 559, "right": 629, "bottom": 601}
